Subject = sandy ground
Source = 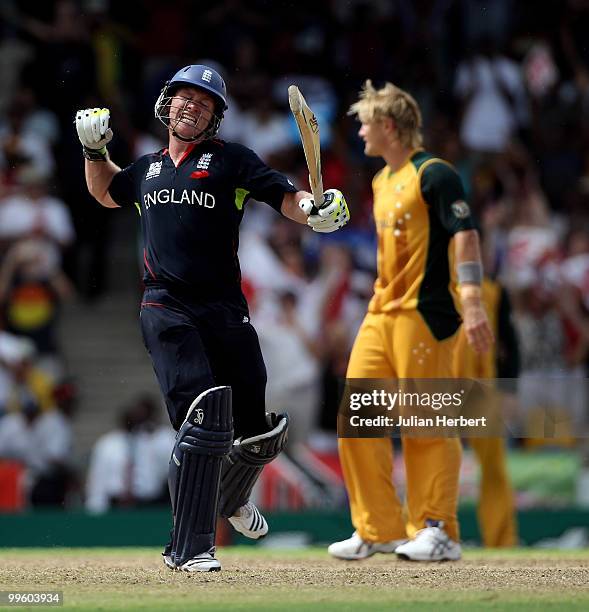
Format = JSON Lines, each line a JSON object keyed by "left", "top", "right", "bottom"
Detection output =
{"left": 1, "top": 550, "right": 588, "bottom": 593}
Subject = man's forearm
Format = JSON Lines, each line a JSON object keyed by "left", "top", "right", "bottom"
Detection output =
{"left": 454, "top": 229, "right": 483, "bottom": 287}
{"left": 454, "top": 228, "right": 484, "bottom": 306}
{"left": 85, "top": 157, "right": 121, "bottom": 208}
{"left": 454, "top": 228, "right": 494, "bottom": 353}
{"left": 281, "top": 190, "right": 312, "bottom": 224}
{"left": 454, "top": 229, "right": 482, "bottom": 268}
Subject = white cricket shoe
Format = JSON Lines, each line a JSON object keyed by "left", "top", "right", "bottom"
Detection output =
{"left": 162, "top": 553, "right": 175, "bottom": 570}
{"left": 395, "top": 520, "right": 461, "bottom": 561}
{"left": 177, "top": 548, "right": 221, "bottom": 572}
{"left": 228, "top": 501, "right": 268, "bottom": 539}
{"left": 162, "top": 531, "right": 175, "bottom": 570}
{"left": 328, "top": 531, "right": 406, "bottom": 560}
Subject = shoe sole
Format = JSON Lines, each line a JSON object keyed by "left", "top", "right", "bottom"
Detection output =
{"left": 164, "top": 560, "right": 222, "bottom": 572}
{"left": 396, "top": 553, "right": 461, "bottom": 562}
{"left": 163, "top": 557, "right": 176, "bottom": 571}
{"left": 231, "top": 529, "right": 268, "bottom": 540}
{"left": 329, "top": 539, "right": 405, "bottom": 560}
{"left": 178, "top": 562, "right": 222, "bottom": 572}
{"left": 329, "top": 548, "right": 399, "bottom": 561}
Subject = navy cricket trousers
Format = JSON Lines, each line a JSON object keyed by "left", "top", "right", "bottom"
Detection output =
{"left": 139, "top": 287, "right": 268, "bottom": 436}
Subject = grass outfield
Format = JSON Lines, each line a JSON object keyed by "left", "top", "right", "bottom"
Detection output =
{"left": 0, "top": 547, "right": 588, "bottom": 611}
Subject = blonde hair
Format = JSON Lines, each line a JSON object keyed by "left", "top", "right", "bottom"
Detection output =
{"left": 348, "top": 80, "right": 423, "bottom": 148}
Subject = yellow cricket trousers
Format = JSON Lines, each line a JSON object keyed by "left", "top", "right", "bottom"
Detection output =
{"left": 453, "top": 319, "right": 518, "bottom": 548}
{"left": 339, "top": 310, "right": 461, "bottom": 542}
{"left": 468, "top": 437, "right": 517, "bottom": 547}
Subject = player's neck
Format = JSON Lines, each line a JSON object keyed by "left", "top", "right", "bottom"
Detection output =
{"left": 168, "top": 135, "right": 202, "bottom": 165}
{"left": 383, "top": 145, "right": 414, "bottom": 174}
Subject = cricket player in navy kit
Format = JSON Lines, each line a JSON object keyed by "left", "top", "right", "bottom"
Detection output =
{"left": 75, "top": 65, "right": 349, "bottom": 572}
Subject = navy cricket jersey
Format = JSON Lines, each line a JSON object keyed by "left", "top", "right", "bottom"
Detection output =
{"left": 108, "top": 139, "right": 297, "bottom": 298}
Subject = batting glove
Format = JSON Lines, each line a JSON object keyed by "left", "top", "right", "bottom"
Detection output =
{"left": 75, "top": 108, "right": 113, "bottom": 161}
{"left": 299, "top": 189, "right": 350, "bottom": 233}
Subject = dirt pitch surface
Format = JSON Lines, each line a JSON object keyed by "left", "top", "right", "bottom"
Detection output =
{"left": 1, "top": 547, "right": 588, "bottom": 610}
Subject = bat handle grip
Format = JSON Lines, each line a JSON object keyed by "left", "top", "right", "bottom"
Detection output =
{"left": 310, "top": 176, "right": 324, "bottom": 209}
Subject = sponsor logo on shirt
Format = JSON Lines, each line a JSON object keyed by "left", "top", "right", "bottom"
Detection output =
{"left": 143, "top": 189, "right": 216, "bottom": 209}
{"left": 145, "top": 161, "right": 163, "bottom": 180}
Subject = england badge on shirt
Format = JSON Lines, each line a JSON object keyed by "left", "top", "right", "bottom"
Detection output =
{"left": 197, "top": 153, "right": 213, "bottom": 170}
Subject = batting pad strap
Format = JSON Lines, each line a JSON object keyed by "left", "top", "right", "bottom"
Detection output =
{"left": 178, "top": 428, "right": 234, "bottom": 457}
{"left": 169, "top": 386, "right": 233, "bottom": 567}
{"left": 238, "top": 415, "right": 289, "bottom": 457}
{"left": 457, "top": 261, "right": 483, "bottom": 286}
{"left": 218, "top": 413, "right": 289, "bottom": 518}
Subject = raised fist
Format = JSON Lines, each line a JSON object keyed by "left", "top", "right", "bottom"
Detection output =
{"left": 75, "top": 108, "right": 113, "bottom": 160}
{"left": 299, "top": 189, "right": 350, "bottom": 233}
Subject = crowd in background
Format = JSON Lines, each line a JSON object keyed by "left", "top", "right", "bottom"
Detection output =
{"left": 1, "top": 0, "right": 589, "bottom": 510}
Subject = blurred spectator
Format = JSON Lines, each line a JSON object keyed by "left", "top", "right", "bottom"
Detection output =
{"left": 512, "top": 281, "right": 588, "bottom": 439}
{"left": 0, "top": 101, "right": 55, "bottom": 182}
{"left": 455, "top": 37, "right": 528, "bottom": 155}
{"left": 0, "top": 13, "right": 34, "bottom": 114}
{"left": 313, "top": 250, "right": 372, "bottom": 434}
{"left": 241, "top": 216, "right": 308, "bottom": 299}
{"left": 560, "top": 0, "right": 589, "bottom": 103}
{"left": 0, "top": 166, "right": 75, "bottom": 250}
{"left": 0, "top": 86, "right": 59, "bottom": 149}
{"left": 259, "top": 291, "right": 321, "bottom": 451}
{"left": 85, "top": 1, "right": 141, "bottom": 106}
{"left": 85, "top": 395, "right": 175, "bottom": 513}
{"left": 522, "top": 42, "right": 560, "bottom": 101}
{"left": 0, "top": 395, "right": 73, "bottom": 507}
{"left": 0, "top": 331, "right": 55, "bottom": 416}
{"left": 239, "top": 80, "right": 291, "bottom": 164}
{"left": 18, "top": 0, "right": 96, "bottom": 128}
{"left": 0, "top": 239, "right": 74, "bottom": 366}
{"left": 561, "top": 226, "right": 589, "bottom": 309}
{"left": 0, "top": 331, "right": 72, "bottom": 507}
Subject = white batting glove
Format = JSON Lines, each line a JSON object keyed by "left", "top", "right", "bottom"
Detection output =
{"left": 75, "top": 108, "right": 113, "bottom": 161}
{"left": 299, "top": 189, "right": 350, "bottom": 233}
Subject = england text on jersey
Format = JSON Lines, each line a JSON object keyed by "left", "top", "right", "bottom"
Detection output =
{"left": 143, "top": 189, "right": 215, "bottom": 209}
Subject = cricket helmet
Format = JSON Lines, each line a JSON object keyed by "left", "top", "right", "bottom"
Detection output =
{"left": 154, "top": 64, "right": 228, "bottom": 141}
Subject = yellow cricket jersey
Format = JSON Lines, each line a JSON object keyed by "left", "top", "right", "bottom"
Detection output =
{"left": 369, "top": 150, "right": 476, "bottom": 340}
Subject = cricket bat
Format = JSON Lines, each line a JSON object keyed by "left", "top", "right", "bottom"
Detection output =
{"left": 288, "top": 85, "right": 324, "bottom": 207}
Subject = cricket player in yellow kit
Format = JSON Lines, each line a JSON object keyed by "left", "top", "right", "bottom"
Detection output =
{"left": 329, "top": 81, "right": 493, "bottom": 562}
{"left": 454, "top": 277, "right": 519, "bottom": 547}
